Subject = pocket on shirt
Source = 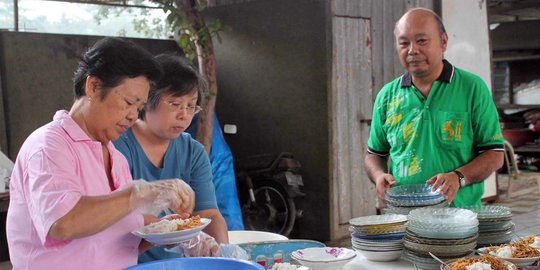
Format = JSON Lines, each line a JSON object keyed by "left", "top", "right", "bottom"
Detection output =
{"left": 435, "top": 110, "right": 471, "bottom": 149}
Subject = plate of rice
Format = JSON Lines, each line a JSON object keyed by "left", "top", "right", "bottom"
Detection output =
{"left": 132, "top": 216, "right": 211, "bottom": 245}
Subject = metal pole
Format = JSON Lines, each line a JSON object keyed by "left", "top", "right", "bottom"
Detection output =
{"left": 14, "top": 0, "right": 19, "bottom": 31}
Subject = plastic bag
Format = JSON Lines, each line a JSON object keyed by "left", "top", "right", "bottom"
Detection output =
{"left": 164, "top": 232, "right": 248, "bottom": 260}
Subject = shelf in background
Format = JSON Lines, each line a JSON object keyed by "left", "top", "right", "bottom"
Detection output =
{"left": 496, "top": 104, "right": 540, "bottom": 110}
{"left": 513, "top": 143, "right": 540, "bottom": 154}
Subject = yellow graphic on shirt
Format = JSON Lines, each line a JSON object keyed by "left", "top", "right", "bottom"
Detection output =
{"left": 389, "top": 96, "right": 402, "bottom": 111}
{"left": 442, "top": 120, "right": 462, "bottom": 141}
{"left": 492, "top": 133, "right": 504, "bottom": 141}
{"left": 384, "top": 96, "right": 406, "bottom": 128}
{"left": 385, "top": 114, "right": 402, "bottom": 127}
{"left": 403, "top": 122, "right": 415, "bottom": 142}
{"left": 397, "top": 154, "right": 422, "bottom": 178}
{"left": 408, "top": 156, "right": 420, "bottom": 176}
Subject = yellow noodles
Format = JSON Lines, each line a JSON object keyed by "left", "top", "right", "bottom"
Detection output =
{"left": 175, "top": 215, "right": 202, "bottom": 231}
{"left": 449, "top": 255, "right": 507, "bottom": 270}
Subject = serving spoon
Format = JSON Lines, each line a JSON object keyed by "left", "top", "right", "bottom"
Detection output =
{"left": 429, "top": 252, "right": 451, "bottom": 270}
{"left": 470, "top": 248, "right": 488, "bottom": 255}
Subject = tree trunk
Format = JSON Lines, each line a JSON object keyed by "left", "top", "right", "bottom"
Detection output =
{"left": 176, "top": 0, "right": 216, "bottom": 154}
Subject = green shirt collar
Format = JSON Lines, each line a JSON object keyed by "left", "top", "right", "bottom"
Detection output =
{"left": 400, "top": 59, "right": 455, "bottom": 87}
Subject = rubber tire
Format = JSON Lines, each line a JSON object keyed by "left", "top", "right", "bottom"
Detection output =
{"left": 242, "top": 180, "right": 296, "bottom": 237}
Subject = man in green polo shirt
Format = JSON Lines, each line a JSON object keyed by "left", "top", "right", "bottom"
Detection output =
{"left": 364, "top": 8, "right": 505, "bottom": 207}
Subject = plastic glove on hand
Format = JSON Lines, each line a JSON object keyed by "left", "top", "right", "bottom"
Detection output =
{"left": 181, "top": 232, "right": 221, "bottom": 257}
{"left": 220, "top": 244, "right": 248, "bottom": 260}
{"left": 159, "top": 179, "right": 195, "bottom": 215}
{"left": 129, "top": 179, "right": 195, "bottom": 216}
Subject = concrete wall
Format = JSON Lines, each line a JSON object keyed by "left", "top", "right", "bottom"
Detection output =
{"left": 204, "top": 0, "right": 331, "bottom": 240}
{"left": 0, "top": 32, "right": 180, "bottom": 159}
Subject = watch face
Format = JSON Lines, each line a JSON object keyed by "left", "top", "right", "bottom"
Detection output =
{"left": 460, "top": 177, "right": 466, "bottom": 187}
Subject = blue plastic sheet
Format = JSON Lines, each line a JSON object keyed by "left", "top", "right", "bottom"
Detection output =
{"left": 186, "top": 113, "right": 244, "bottom": 230}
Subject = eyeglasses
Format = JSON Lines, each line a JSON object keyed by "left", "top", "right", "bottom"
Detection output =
{"left": 162, "top": 101, "right": 202, "bottom": 114}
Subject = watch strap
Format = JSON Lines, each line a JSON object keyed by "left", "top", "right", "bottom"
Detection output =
{"left": 453, "top": 170, "right": 465, "bottom": 187}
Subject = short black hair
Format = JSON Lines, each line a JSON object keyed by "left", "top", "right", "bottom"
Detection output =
{"left": 72, "top": 37, "right": 161, "bottom": 100}
{"left": 139, "top": 54, "right": 206, "bottom": 120}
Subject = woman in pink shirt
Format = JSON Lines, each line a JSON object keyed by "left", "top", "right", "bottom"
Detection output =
{"left": 6, "top": 38, "right": 195, "bottom": 270}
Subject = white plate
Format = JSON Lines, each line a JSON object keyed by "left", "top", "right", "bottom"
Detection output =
{"left": 478, "top": 247, "right": 540, "bottom": 267}
{"left": 291, "top": 247, "right": 356, "bottom": 262}
{"left": 354, "top": 248, "right": 403, "bottom": 262}
{"left": 291, "top": 247, "right": 356, "bottom": 270}
{"left": 132, "top": 218, "right": 211, "bottom": 245}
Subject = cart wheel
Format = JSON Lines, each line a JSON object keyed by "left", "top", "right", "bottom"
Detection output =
{"left": 242, "top": 180, "right": 296, "bottom": 236}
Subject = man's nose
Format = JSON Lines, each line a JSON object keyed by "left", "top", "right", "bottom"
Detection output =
{"left": 408, "top": 43, "right": 419, "bottom": 54}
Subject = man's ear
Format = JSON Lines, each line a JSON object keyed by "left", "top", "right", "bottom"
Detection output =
{"left": 441, "top": 32, "right": 449, "bottom": 52}
{"left": 84, "top": 76, "right": 100, "bottom": 100}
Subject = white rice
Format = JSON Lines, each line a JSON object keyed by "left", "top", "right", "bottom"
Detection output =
{"left": 143, "top": 219, "right": 187, "bottom": 234}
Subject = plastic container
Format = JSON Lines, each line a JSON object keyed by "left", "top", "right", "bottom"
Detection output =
{"left": 125, "top": 257, "right": 264, "bottom": 270}
{"left": 239, "top": 239, "right": 325, "bottom": 267}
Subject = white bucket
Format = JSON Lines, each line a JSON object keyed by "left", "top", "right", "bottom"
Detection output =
{"left": 228, "top": 231, "right": 288, "bottom": 245}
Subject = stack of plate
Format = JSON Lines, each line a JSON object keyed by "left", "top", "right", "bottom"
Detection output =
{"left": 349, "top": 214, "right": 407, "bottom": 262}
{"left": 464, "top": 205, "right": 514, "bottom": 247}
{"left": 403, "top": 208, "right": 478, "bottom": 270}
{"left": 384, "top": 184, "right": 446, "bottom": 215}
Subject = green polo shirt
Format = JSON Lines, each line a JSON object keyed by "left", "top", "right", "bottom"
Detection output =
{"left": 367, "top": 60, "right": 504, "bottom": 207}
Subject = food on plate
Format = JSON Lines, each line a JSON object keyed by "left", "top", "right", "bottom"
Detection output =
{"left": 447, "top": 255, "right": 509, "bottom": 270}
{"left": 143, "top": 215, "right": 202, "bottom": 234}
{"left": 484, "top": 241, "right": 540, "bottom": 258}
{"left": 271, "top": 263, "right": 298, "bottom": 270}
{"left": 523, "top": 235, "right": 540, "bottom": 249}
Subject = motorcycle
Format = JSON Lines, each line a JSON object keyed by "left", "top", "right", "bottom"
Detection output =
{"left": 234, "top": 152, "right": 305, "bottom": 236}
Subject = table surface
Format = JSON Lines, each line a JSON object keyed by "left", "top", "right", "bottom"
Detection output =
{"left": 343, "top": 253, "right": 416, "bottom": 270}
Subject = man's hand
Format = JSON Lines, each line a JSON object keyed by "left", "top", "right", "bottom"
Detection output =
{"left": 374, "top": 173, "right": 396, "bottom": 201}
{"left": 426, "top": 172, "right": 460, "bottom": 204}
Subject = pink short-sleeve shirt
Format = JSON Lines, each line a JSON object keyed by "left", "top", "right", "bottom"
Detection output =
{"left": 7, "top": 110, "right": 144, "bottom": 269}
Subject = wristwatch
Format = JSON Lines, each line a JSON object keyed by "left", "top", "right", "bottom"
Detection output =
{"left": 453, "top": 170, "right": 467, "bottom": 187}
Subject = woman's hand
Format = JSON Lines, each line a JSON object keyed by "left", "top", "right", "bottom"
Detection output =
{"left": 129, "top": 179, "right": 195, "bottom": 216}
{"left": 181, "top": 232, "right": 221, "bottom": 257}
{"left": 143, "top": 214, "right": 159, "bottom": 226}
{"left": 164, "top": 179, "right": 195, "bottom": 216}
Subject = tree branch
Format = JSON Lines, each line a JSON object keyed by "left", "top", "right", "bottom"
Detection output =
{"left": 175, "top": 0, "right": 216, "bottom": 154}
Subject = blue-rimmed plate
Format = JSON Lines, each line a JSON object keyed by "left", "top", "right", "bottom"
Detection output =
{"left": 351, "top": 231, "right": 406, "bottom": 241}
